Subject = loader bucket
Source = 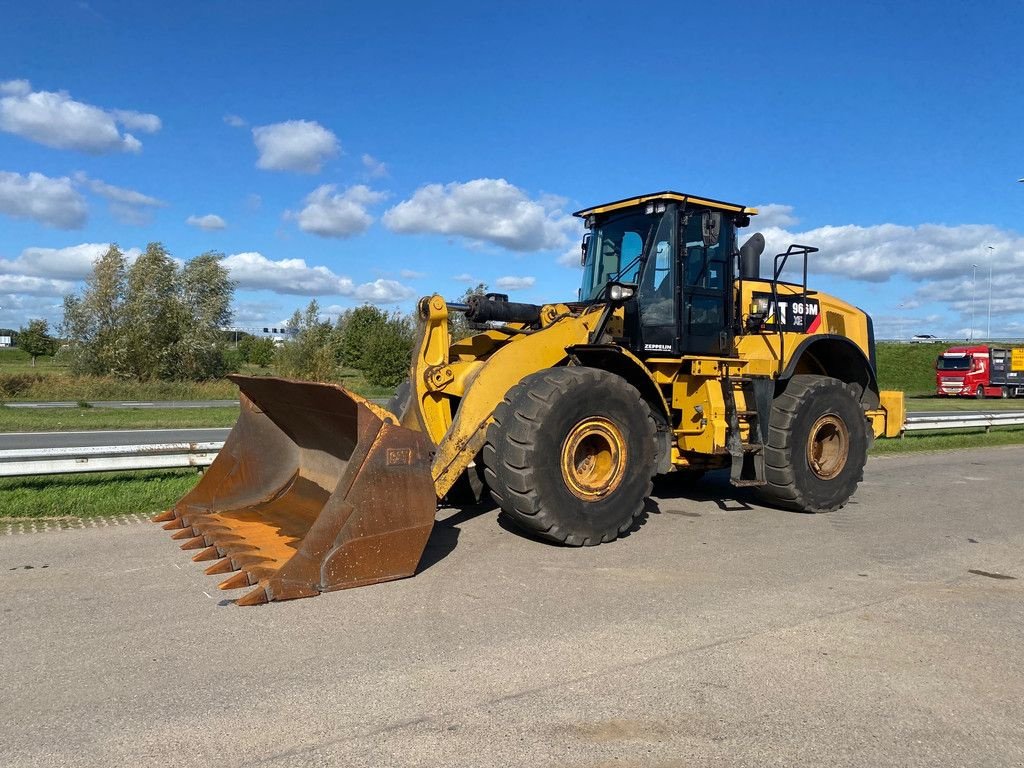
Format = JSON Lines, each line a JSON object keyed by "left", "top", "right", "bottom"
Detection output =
{"left": 152, "top": 376, "right": 437, "bottom": 605}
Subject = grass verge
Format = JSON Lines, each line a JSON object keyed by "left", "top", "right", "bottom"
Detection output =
{"left": 872, "top": 426, "right": 1024, "bottom": 454}
{"left": 0, "top": 405, "right": 240, "bottom": 432}
{"left": 905, "top": 396, "right": 1024, "bottom": 411}
{"left": 0, "top": 468, "right": 202, "bottom": 519}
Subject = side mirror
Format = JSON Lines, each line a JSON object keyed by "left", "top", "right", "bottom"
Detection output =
{"left": 580, "top": 233, "right": 591, "bottom": 266}
{"left": 702, "top": 211, "right": 721, "bottom": 247}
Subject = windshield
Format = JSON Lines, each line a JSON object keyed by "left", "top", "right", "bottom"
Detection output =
{"left": 937, "top": 355, "right": 971, "bottom": 371}
{"left": 579, "top": 212, "right": 659, "bottom": 301}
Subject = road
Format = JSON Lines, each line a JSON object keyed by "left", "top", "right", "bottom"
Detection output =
{"left": 2, "top": 447, "right": 1022, "bottom": 767}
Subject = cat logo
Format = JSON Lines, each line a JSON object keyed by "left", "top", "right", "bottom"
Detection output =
{"left": 753, "top": 292, "right": 822, "bottom": 334}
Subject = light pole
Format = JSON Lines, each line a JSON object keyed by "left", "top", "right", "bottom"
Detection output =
{"left": 970, "top": 263, "right": 978, "bottom": 342}
{"left": 986, "top": 246, "right": 994, "bottom": 340}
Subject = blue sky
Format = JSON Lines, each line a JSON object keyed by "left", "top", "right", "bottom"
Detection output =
{"left": 1, "top": 0, "right": 1023, "bottom": 339}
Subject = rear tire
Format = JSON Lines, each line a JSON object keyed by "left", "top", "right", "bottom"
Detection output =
{"left": 757, "top": 375, "right": 869, "bottom": 513}
{"left": 482, "top": 367, "right": 657, "bottom": 546}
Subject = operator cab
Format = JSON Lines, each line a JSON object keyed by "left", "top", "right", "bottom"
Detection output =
{"left": 574, "top": 191, "right": 758, "bottom": 357}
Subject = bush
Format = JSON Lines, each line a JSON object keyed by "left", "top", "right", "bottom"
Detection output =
{"left": 0, "top": 373, "right": 47, "bottom": 398}
{"left": 362, "top": 316, "right": 415, "bottom": 388}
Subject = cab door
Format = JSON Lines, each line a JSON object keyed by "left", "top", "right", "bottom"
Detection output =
{"left": 680, "top": 212, "right": 732, "bottom": 356}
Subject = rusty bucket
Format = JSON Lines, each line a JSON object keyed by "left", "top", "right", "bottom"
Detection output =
{"left": 152, "top": 376, "right": 437, "bottom": 605}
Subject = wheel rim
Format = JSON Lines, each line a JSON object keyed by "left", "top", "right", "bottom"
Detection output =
{"left": 806, "top": 414, "right": 849, "bottom": 480}
{"left": 561, "top": 417, "right": 627, "bottom": 501}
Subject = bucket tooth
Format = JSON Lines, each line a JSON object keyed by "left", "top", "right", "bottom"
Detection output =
{"left": 170, "top": 527, "right": 196, "bottom": 540}
{"left": 162, "top": 518, "right": 186, "bottom": 530}
{"left": 236, "top": 587, "right": 269, "bottom": 606}
{"left": 180, "top": 535, "right": 207, "bottom": 551}
{"left": 219, "top": 571, "right": 252, "bottom": 590}
{"left": 204, "top": 558, "right": 236, "bottom": 575}
{"left": 192, "top": 546, "right": 221, "bottom": 562}
{"left": 151, "top": 510, "right": 175, "bottom": 523}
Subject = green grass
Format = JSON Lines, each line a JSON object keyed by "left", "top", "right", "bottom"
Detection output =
{"left": 0, "top": 405, "right": 241, "bottom": 432}
{"left": 875, "top": 341, "right": 947, "bottom": 395}
{"left": 906, "top": 396, "right": 1024, "bottom": 411}
{"left": 0, "top": 356, "right": 391, "bottom": 402}
{"left": 0, "top": 468, "right": 202, "bottom": 519}
{"left": 872, "top": 426, "right": 1024, "bottom": 454}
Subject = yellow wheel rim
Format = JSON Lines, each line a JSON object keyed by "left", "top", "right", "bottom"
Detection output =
{"left": 806, "top": 414, "right": 849, "bottom": 480}
{"left": 561, "top": 417, "right": 627, "bottom": 501}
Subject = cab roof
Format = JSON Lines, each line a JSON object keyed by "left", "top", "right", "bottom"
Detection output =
{"left": 573, "top": 191, "right": 758, "bottom": 219}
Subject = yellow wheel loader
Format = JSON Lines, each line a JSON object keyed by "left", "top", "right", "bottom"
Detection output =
{"left": 154, "top": 191, "right": 905, "bottom": 604}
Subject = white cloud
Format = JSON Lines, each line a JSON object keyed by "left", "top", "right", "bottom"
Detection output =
{"left": 754, "top": 205, "right": 1024, "bottom": 334}
{"left": 495, "top": 275, "right": 535, "bottom": 291}
{"left": 72, "top": 172, "right": 165, "bottom": 225}
{"left": 361, "top": 153, "right": 388, "bottom": 178}
{"left": 289, "top": 184, "right": 386, "bottom": 238}
{"left": 383, "top": 178, "right": 579, "bottom": 252}
{"left": 186, "top": 213, "right": 227, "bottom": 231}
{"left": 222, "top": 252, "right": 355, "bottom": 295}
{"left": 400, "top": 269, "right": 425, "bottom": 279}
{"left": 221, "top": 251, "right": 414, "bottom": 302}
{"left": 753, "top": 203, "right": 798, "bottom": 229}
{"left": 0, "top": 243, "right": 141, "bottom": 281}
{"left": 758, "top": 219, "right": 1024, "bottom": 284}
{"left": 0, "top": 79, "right": 159, "bottom": 154}
{"left": 452, "top": 273, "right": 477, "bottom": 283}
{"left": 252, "top": 119, "right": 339, "bottom": 173}
{"left": 111, "top": 109, "right": 161, "bottom": 133}
{"left": 0, "top": 274, "right": 76, "bottom": 297}
{"left": 223, "top": 114, "right": 247, "bottom": 128}
{"left": 557, "top": 244, "right": 584, "bottom": 268}
{"left": 0, "top": 171, "right": 88, "bottom": 229}
{"left": 354, "top": 278, "right": 416, "bottom": 303}
{"left": 0, "top": 80, "right": 31, "bottom": 96}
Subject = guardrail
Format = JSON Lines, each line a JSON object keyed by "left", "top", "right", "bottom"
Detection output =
{"left": 902, "top": 412, "right": 1024, "bottom": 433}
{"left": 0, "top": 442, "right": 224, "bottom": 477}
{"left": 1, "top": 412, "right": 1023, "bottom": 477}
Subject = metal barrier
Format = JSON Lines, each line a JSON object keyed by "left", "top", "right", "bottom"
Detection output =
{"left": 903, "top": 412, "right": 1024, "bottom": 433}
{"left": 0, "top": 412, "right": 1023, "bottom": 477}
{"left": 0, "top": 442, "right": 224, "bottom": 477}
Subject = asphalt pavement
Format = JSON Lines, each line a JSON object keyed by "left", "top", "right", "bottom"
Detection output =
{"left": 2, "top": 447, "right": 1023, "bottom": 767}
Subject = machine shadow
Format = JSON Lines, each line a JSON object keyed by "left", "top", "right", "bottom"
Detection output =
{"left": 415, "top": 501, "right": 497, "bottom": 574}
{"left": 652, "top": 468, "right": 758, "bottom": 514}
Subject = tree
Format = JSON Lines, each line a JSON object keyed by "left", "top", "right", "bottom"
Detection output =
{"left": 363, "top": 314, "right": 415, "bottom": 387}
{"left": 61, "top": 244, "right": 129, "bottom": 375}
{"left": 275, "top": 300, "right": 338, "bottom": 381}
{"left": 449, "top": 282, "right": 488, "bottom": 341}
{"left": 337, "top": 304, "right": 388, "bottom": 370}
{"left": 174, "top": 251, "right": 235, "bottom": 379}
{"left": 238, "top": 335, "right": 275, "bottom": 367}
{"left": 17, "top": 319, "right": 56, "bottom": 366}
{"left": 122, "top": 243, "right": 180, "bottom": 380}
{"left": 61, "top": 243, "right": 235, "bottom": 381}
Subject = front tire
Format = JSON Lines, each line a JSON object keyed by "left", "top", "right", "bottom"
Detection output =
{"left": 976, "top": 385, "right": 986, "bottom": 400}
{"left": 482, "top": 367, "right": 657, "bottom": 546}
{"left": 757, "top": 375, "right": 869, "bottom": 513}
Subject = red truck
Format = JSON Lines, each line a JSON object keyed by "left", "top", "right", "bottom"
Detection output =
{"left": 935, "top": 345, "right": 1024, "bottom": 398}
